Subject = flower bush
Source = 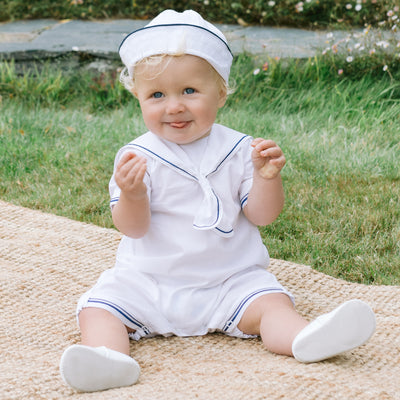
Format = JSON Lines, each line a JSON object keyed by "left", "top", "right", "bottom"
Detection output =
{"left": 251, "top": 5, "right": 400, "bottom": 81}
{"left": 1, "top": 0, "right": 399, "bottom": 30}
{"left": 318, "top": 6, "right": 400, "bottom": 78}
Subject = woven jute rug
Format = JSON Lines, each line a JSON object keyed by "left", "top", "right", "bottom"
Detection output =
{"left": 1, "top": 200, "right": 399, "bottom": 400}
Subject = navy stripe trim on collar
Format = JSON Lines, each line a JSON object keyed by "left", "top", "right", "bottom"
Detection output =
{"left": 215, "top": 226, "right": 233, "bottom": 235}
{"left": 127, "top": 143, "right": 198, "bottom": 181}
{"left": 207, "top": 135, "right": 250, "bottom": 176}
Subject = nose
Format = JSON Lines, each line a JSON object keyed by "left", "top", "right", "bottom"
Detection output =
{"left": 165, "top": 96, "right": 185, "bottom": 114}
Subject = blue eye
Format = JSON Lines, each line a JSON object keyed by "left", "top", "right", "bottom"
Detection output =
{"left": 184, "top": 88, "right": 195, "bottom": 95}
{"left": 152, "top": 92, "right": 163, "bottom": 98}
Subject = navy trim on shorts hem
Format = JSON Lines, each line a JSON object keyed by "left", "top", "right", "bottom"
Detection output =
{"left": 222, "top": 288, "right": 285, "bottom": 332}
{"left": 88, "top": 297, "right": 151, "bottom": 335}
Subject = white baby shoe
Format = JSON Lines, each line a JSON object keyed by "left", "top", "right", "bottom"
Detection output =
{"left": 60, "top": 344, "right": 140, "bottom": 392}
{"left": 292, "top": 299, "right": 376, "bottom": 363}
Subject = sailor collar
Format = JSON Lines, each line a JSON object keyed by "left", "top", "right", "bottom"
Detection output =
{"left": 125, "top": 124, "right": 252, "bottom": 237}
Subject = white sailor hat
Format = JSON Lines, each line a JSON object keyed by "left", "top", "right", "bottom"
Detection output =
{"left": 119, "top": 9, "right": 233, "bottom": 83}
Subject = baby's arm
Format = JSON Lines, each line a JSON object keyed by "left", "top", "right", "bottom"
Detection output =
{"left": 243, "top": 138, "right": 286, "bottom": 226}
{"left": 111, "top": 152, "right": 151, "bottom": 238}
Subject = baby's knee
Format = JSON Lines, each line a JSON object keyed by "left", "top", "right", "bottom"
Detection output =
{"left": 238, "top": 293, "right": 293, "bottom": 335}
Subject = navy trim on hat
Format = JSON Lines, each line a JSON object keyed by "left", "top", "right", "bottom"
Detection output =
{"left": 119, "top": 23, "right": 233, "bottom": 57}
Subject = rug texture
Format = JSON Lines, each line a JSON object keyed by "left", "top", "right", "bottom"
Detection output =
{"left": 1, "top": 200, "right": 399, "bottom": 400}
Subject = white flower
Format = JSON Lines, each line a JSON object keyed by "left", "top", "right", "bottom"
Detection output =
{"left": 387, "top": 10, "right": 394, "bottom": 17}
{"left": 376, "top": 41, "right": 390, "bottom": 48}
{"left": 355, "top": 4, "right": 362, "bottom": 11}
{"left": 346, "top": 56, "right": 353, "bottom": 62}
{"left": 383, "top": 65, "right": 388, "bottom": 71}
{"left": 268, "top": 1, "right": 275, "bottom": 6}
{"left": 354, "top": 43, "right": 361, "bottom": 49}
{"left": 204, "top": 0, "right": 209, "bottom": 4}
{"left": 346, "top": 4, "right": 352, "bottom": 10}
{"left": 253, "top": 68, "right": 260, "bottom": 75}
{"left": 327, "top": 32, "right": 334, "bottom": 39}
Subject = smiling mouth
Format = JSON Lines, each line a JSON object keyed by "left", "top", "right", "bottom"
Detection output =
{"left": 168, "top": 121, "right": 191, "bottom": 129}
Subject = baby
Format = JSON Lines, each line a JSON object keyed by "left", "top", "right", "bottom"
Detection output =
{"left": 60, "top": 10, "right": 376, "bottom": 392}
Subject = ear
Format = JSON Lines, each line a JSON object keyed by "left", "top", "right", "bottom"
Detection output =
{"left": 218, "top": 88, "right": 227, "bottom": 108}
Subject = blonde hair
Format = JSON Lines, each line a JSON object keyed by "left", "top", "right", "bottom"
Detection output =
{"left": 119, "top": 54, "right": 235, "bottom": 96}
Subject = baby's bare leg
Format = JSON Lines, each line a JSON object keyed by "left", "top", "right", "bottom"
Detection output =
{"left": 238, "top": 294, "right": 376, "bottom": 363}
{"left": 60, "top": 307, "right": 140, "bottom": 392}
{"left": 79, "top": 307, "right": 131, "bottom": 355}
{"left": 237, "top": 293, "right": 308, "bottom": 356}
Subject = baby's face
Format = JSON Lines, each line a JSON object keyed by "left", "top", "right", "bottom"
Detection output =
{"left": 133, "top": 55, "right": 226, "bottom": 145}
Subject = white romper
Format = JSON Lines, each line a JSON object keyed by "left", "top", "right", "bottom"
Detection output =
{"left": 77, "top": 124, "right": 293, "bottom": 339}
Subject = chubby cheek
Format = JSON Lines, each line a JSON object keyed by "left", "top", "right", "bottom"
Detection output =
{"left": 198, "top": 107, "right": 218, "bottom": 127}
{"left": 140, "top": 107, "right": 160, "bottom": 131}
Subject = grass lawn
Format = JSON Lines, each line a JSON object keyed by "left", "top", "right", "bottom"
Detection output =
{"left": 1, "top": 56, "right": 399, "bottom": 285}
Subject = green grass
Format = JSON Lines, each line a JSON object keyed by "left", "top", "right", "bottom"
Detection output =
{"left": 1, "top": 56, "right": 399, "bottom": 285}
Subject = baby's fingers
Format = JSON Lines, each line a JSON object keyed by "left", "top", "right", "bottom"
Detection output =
{"left": 260, "top": 145, "right": 283, "bottom": 159}
{"left": 118, "top": 151, "right": 136, "bottom": 165}
{"left": 251, "top": 137, "right": 265, "bottom": 147}
{"left": 133, "top": 159, "right": 147, "bottom": 184}
{"left": 252, "top": 138, "right": 278, "bottom": 151}
{"left": 124, "top": 156, "right": 147, "bottom": 183}
{"left": 259, "top": 154, "right": 286, "bottom": 178}
{"left": 117, "top": 153, "right": 143, "bottom": 175}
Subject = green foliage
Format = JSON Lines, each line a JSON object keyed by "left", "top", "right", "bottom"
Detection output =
{"left": 0, "top": 0, "right": 133, "bottom": 21}
{"left": 1, "top": 59, "right": 399, "bottom": 284}
{"left": 0, "top": 60, "right": 134, "bottom": 111}
{"left": 1, "top": 0, "right": 399, "bottom": 29}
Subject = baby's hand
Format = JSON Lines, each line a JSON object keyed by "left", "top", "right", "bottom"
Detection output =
{"left": 115, "top": 152, "right": 147, "bottom": 199}
{"left": 251, "top": 138, "right": 286, "bottom": 179}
